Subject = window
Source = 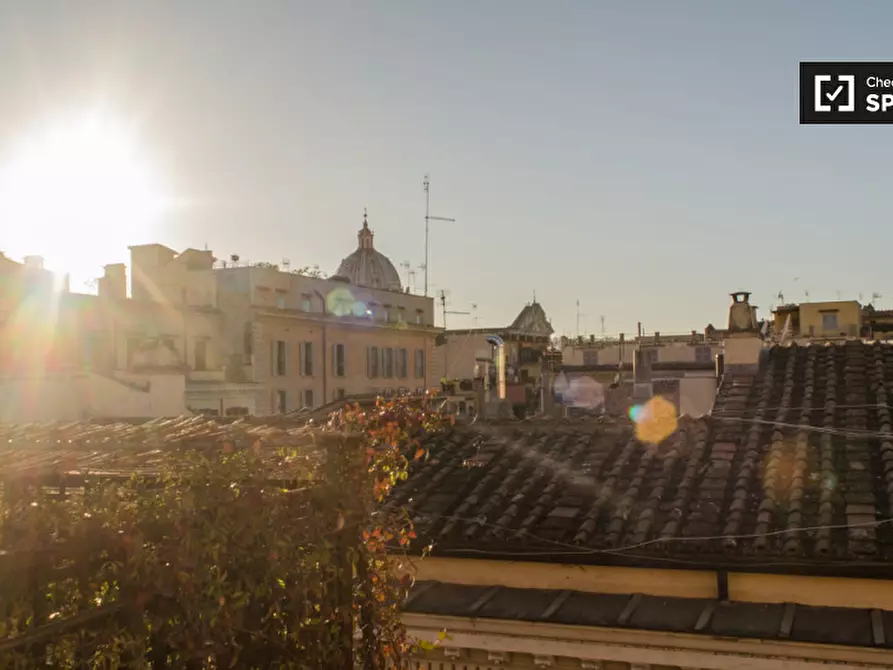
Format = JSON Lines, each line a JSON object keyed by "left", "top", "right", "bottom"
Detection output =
{"left": 299, "top": 342, "right": 314, "bottom": 376}
{"left": 416, "top": 313, "right": 423, "bottom": 325}
{"left": 383, "top": 348, "right": 394, "bottom": 378}
{"left": 273, "top": 340, "right": 287, "bottom": 376}
{"left": 276, "top": 293, "right": 286, "bottom": 309}
{"left": 583, "top": 350, "right": 598, "bottom": 365}
{"left": 276, "top": 390, "right": 287, "bottom": 414}
{"left": 302, "top": 389, "right": 314, "bottom": 408}
{"left": 367, "top": 346, "right": 380, "bottom": 378}
{"left": 194, "top": 339, "right": 207, "bottom": 371}
{"left": 414, "top": 349, "right": 426, "bottom": 379}
{"left": 225, "top": 406, "right": 250, "bottom": 417}
{"left": 385, "top": 311, "right": 391, "bottom": 323}
{"left": 396, "top": 348, "right": 408, "bottom": 378}
{"left": 332, "top": 343, "right": 346, "bottom": 377}
{"left": 822, "top": 313, "right": 839, "bottom": 331}
{"left": 646, "top": 348, "right": 658, "bottom": 364}
{"left": 695, "top": 346, "right": 712, "bottom": 363}
{"left": 301, "top": 298, "right": 312, "bottom": 312}
{"left": 336, "top": 388, "right": 346, "bottom": 400}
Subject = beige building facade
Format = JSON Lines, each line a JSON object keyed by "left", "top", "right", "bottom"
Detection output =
{"left": 0, "top": 251, "right": 258, "bottom": 420}
{"left": 128, "top": 213, "right": 440, "bottom": 415}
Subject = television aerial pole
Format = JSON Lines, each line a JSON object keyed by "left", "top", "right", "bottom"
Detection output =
{"left": 423, "top": 174, "right": 455, "bottom": 297}
{"left": 439, "top": 289, "right": 470, "bottom": 329}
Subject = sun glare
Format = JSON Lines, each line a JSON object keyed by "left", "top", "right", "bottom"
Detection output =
{"left": 0, "top": 108, "right": 170, "bottom": 278}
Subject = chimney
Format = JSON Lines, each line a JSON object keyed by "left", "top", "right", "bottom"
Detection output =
{"left": 99, "top": 264, "right": 127, "bottom": 301}
{"left": 716, "top": 352, "right": 725, "bottom": 378}
{"left": 654, "top": 331, "right": 661, "bottom": 346}
{"left": 637, "top": 322, "right": 642, "bottom": 338}
{"left": 728, "top": 292, "right": 759, "bottom": 333}
{"left": 618, "top": 333, "right": 625, "bottom": 376}
{"left": 23, "top": 255, "right": 43, "bottom": 269}
{"left": 631, "top": 347, "right": 654, "bottom": 404}
{"left": 724, "top": 291, "right": 764, "bottom": 376}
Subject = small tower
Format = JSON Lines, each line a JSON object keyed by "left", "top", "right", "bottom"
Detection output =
{"left": 357, "top": 208, "right": 374, "bottom": 250}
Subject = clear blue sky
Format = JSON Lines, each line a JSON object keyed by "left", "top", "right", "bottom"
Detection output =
{"left": 0, "top": 1, "right": 889, "bottom": 336}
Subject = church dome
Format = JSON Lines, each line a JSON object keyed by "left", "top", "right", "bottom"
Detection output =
{"left": 335, "top": 211, "right": 403, "bottom": 291}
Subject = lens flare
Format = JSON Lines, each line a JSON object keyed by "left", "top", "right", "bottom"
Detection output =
{"left": 632, "top": 395, "right": 678, "bottom": 444}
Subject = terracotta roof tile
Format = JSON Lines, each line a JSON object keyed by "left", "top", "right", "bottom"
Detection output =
{"left": 398, "top": 342, "right": 893, "bottom": 573}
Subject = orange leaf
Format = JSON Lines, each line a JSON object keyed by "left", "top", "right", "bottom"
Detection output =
{"left": 414, "top": 448, "right": 425, "bottom": 461}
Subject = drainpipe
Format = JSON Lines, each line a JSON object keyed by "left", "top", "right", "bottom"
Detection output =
{"left": 313, "top": 290, "right": 327, "bottom": 404}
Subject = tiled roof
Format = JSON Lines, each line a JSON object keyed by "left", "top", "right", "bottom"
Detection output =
{"left": 0, "top": 416, "right": 320, "bottom": 478}
{"left": 405, "top": 581, "right": 893, "bottom": 650}
{"left": 395, "top": 341, "right": 893, "bottom": 573}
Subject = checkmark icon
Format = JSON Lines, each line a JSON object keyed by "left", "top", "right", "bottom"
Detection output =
{"left": 826, "top": 85, "right": 845, "bottom": 102}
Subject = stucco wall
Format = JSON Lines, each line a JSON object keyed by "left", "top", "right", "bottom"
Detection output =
{"left": 0, "top": 371, "right": 186, "bottom": 421}
{"left": 679, "top": 375, "right": 717, "bottom": 417}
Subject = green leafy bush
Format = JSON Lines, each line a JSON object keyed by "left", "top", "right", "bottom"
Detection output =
{"left": 0, "top": 396, "right": 451, "bottom": 669}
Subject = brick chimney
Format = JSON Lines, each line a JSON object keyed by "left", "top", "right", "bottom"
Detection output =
{"left": 98, "top": 264, "right": 127, "bottom": 301}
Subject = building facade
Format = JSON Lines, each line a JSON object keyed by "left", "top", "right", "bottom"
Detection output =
{"left": 128, "top": 212, "right": 440, "bottom": 415}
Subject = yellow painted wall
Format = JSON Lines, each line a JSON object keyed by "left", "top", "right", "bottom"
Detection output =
{"left": 798, "top": 301, "right": 861, "bottom": 337}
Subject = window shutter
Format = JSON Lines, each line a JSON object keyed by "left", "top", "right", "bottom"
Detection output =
{"left": 270, "top": 341, "right": 276, "bottom": 376}
{"left": 284, "top": 342, "right": 290, "bottom": 377}
{"left": 309, "top": 342, "right": 315, "bottom": 376}
{"left": 332, "top": 343, "right": 337, "bottom": 376}
{"left": 298, "top": 342, "right": 305, "bottom": 376}
{"left": 366, "top": 346, "right": 371, "bottom": 378}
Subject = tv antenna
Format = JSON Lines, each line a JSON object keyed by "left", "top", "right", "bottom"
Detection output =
{"left": 439, "top": 289, "right": 469, "bottom": 329}
{"left": 575, "top": 299, "right": 587, "bottom": 340}
{"left": 282, "top": 258, "right": 291, "bottom": 271}
{"left": 423, "top": 174, "right": 455, "bottom": 297}
{"left": 471, "top": 303, "right": 479, "bottom": 327}
{"left": 400, "top": 261, "right": 412, "bottom": 290}
{"left": 873, "top": 292, "right": 883, "bottom": 305}
{"left": 777, "top": 289, "right": 784, "bottom": 304}
{"left": 600, "top": 315, "right": 606, "bottom": 338}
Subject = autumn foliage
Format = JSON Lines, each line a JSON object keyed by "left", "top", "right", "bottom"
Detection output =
{"left": 0, "top": 396, "right": 452, "bottom": 669}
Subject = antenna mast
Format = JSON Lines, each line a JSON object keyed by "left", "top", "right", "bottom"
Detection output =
{"left": 439, "top": 289, "right": 470, "bottom": 329}
{"left": 423, "top": 174, "right": 455, "bottom": 297}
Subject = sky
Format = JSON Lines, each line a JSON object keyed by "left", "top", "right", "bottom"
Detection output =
{"left": 0, "top": 1, "right": 890, "bottom": 336}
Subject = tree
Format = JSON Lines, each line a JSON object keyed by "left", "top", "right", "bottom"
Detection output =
{"left": 0, "top": 396, "right": 451, "bottom": 668}
{"left": 293, "top": 265, "right": 327, "bottom": 279}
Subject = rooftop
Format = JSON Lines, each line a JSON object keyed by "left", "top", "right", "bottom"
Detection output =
{"left": 394, "top": 340, "right": 893, "bottom": 577}
{"left": 405, "top": 581, "right": 893, "bottom": 650}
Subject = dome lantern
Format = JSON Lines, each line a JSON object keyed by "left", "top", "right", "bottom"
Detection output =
{"left": 334, "top": 209, "right": 403, "bottom": 292}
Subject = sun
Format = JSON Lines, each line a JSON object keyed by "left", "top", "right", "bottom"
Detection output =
{"left": 0, "top": 108, "right": 171, "bottom": 281}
